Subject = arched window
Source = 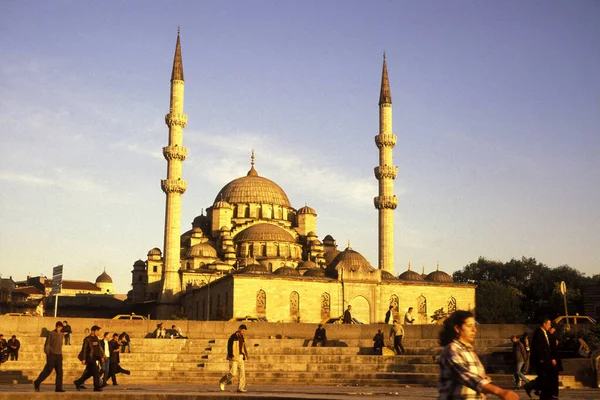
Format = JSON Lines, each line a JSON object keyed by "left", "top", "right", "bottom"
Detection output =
{"left": 256, "top": 289, "right": 266, "bottom": 317}
{"left": 448, "top": 296, "right": 457, "bottom": 314}
{"left": 290, "top": 291, "right": 300, "bottom": 322}
{"left": 417, "top": 295, "right": 427, "bottom": 315}
{"left": 320, "top": 293, "right": 331, "bottom": 319}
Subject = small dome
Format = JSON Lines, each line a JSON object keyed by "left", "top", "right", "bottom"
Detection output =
{"left": 323, "top": 234, "right": 335, "bottom": 244}
{"left": 96, "top": 270, "right": 113, "bottom": 284}
{"left": 307, "top": 231, "right": 317, "bottom": 237}
{"left": 213, "top": 200, "right": 231, "bottom": 209}
{"left": 381, "top": 270, "right": 397, "bottom": 280}
{"left": 426, "top": 270, "right": 453, "bottom": 283}
{"left": 323, "top": 248, "right": 341, "bottom": 266}
{"left": 273, "top": 266, "right": 300, "bottom": 276}
{"left": 326, "top": 247, "right": 375, "bottom": 279}
{"left": 297, "top": 260, "right": 317, "bottom": 271}
{"left": 303, "top": 268, "right": 327, "bottom": 277}
{"left": 133, "top": 259, "right": 145, "bottom": 268}
{"left": 235, "top": 224, "right": 295, "bottom": 243}
{"left": 147, "top": 247, "right": 162, "bottom": 257}
{"left": 239, "top": 263, "right": 271, "bottom": 275}
{"left": 399, "top": 269, "right": 424, "bottom": 281}
{"left": 298, "top": 205, "right": 316, "bottom": 215}
{"left": 186, "top": 242, "right": 217, "bottom": 258}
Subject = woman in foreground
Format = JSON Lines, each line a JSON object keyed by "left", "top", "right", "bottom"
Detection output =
{"left": 438, "top": 310, "right": 519, "bottom": 400}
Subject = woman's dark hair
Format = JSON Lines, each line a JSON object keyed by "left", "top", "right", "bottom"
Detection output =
{"left": 439, "top": 310, "right": 474, "bottom": 346}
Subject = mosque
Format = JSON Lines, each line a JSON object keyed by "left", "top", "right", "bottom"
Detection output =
{"left": 128, "top": 31, "right": 476, "bottom": 323}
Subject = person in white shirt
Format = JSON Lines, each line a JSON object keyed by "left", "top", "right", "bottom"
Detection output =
{"left": 404, "top": 307, "right": 415, "bottom": 325}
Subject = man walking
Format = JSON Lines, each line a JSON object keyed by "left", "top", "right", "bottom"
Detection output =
{"left": 219, "top": 324, "right": 249, "bottom": 393}
{"left": 34, "top": 321, "right": 64, "bottom": 392}
{"left": 389, "top": 320, "right": 405, "bottom": 355}
{"left": 343, "top": 305, "right": 352, "bottom": 324}
{"left": 524, "top": 317, "right": 554, "bottom": 399}
{"left": 510, "top": 335, "right": 530, "bottom": 389}
{"left": 99, "top": 332, "right": 111, "bottom": 387}
{"left": 74, "top": 325, "right": 105, "bottom": 392}
{"left": 107, "top": 333, "right": 131, "bottom": 385}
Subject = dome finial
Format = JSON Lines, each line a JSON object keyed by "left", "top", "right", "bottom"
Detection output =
{"left": 247, "top": 149, "right": 258, "bottom": 176}
{"left": 437, "top": 261, "right": 440, "bottom": 271}
{"left": 408, "top": 261, "right": 411, "bottom": 271}
{"left": 347, "top": 239, "right": 352, "bottom": 250}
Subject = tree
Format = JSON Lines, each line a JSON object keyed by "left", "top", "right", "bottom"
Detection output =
{"left": 474, "top": 281, "right": 524, "bottom": 324}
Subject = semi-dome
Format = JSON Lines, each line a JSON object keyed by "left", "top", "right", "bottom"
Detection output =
{"left": 326, "top": 247, "right": 375, "bottom": 278}
{"left": 298, "top": 205, "right": 316, "bottom": 215}
{"left": 303, "top": 268, "right": 327, "bottom": 277}
{"left": 214, "top": 165, "right": 291, "bottom": 207}
{"left": 186, "top": 242, "right": 217, "bottom": 258}
{"left": 273, "top": 266, "right": 300, "bottom": 276}
{"left": 235, "top": 224, "right": 295, "bottom": 243}
{"left": 238, "top": 263, "right": 271, "bottom": 275}
{"left": 399, "top": 269, "right": 424, "bottom": 281}
{"left": 381, "top": 270, "right": 397, "bottom": 280}
{"left": 323, "top": 249, "right": 341, "bottom": 266}
{"left": 213, "top": 200, "right": 231, "bottom": 209}
{"left": 297, "top": 260, "right": 317, "bottom": 271}
{"left": 96, "top": 270, "right": 113, "bottom": 284}
{"left": 426, "top": 269, "right": 453, "bottom": 283}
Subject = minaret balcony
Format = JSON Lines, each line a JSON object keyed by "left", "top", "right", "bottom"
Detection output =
{"left": 374, "top": 165, "right": 398, "bottom": 180}
{"left": 163, "top": 145, "right": 188, "bottom": 161}
{"left": 375, "top": 133, "right": 397, "bottom": 148}
{"left": 373, "top": 195, "right": 398, "bottom": 210}
{"left": 165, "top": 113, "right": 188, "bottom": 128}
{"left": 161, "top": 178, "right": 187, "bottom": 194}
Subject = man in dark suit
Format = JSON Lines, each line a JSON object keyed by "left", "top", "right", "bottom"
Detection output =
{"left": 343, "top": 305, "right": 352, "bottom": 324}
{"left": 107, "top": 333, "right": 130, "bottom": 385}
{"left": 524, "top": 317, "right": 555, "bottom": 399}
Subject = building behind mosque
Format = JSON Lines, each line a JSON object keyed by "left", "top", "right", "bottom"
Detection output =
{"left": 129, "top": 32, "right": 476, "bottom": 323}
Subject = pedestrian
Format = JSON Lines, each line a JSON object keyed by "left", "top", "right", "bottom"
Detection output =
{"left": 548, "top": 324, "right": 562, "bottom": 399}
{"left": 373, "top": 329, "right": 385, "bottom": 355}
{"left": 343, "top": 305, "right": 352, "bottom": 324}
{"left": 389, "top": 320, "right": 405, "bottom": 355}
{"left": 438, "top": 310, "right": 518, "bottom": 400}
{"left": 119, "top": 331, "right": 131, "bottom": 353}
{"left": 576, "top": 334, "right": 591, "bottom": 358}
{"left": 33, "top": 321, "right": 64, "bottom": 392}
{"left": 0, "top": 334, "right": 9, "bottom": 365}
{"left": 154, "top": 323, "right": 166, "bottom": 338}
{"left": 62, "top": 320, "right": 72, "bottom": 345}
{"left": 8, "top": 335, "right": 20, "bottom": 361}
{"left": 510, "top": 335, "right": 530, "bottom": 389}
{"left": 523, "top": 317, "right": 555, "bottom": 399}
{"left": 404, "top": 307, "right": 415, "bottom": 325}
{"left": 219, "top": 324, "right": 249, "bottom": 393}
{"left": 520, "top": 332, "right": 531, "bottom": 373}
{"left": 107, "top": 333, "right": 130, "bottom": 385}
{"left": 385, "top": 305, "right": 394, "bottom": 324}
{"left": 36, "top": 301, "right": 44, "bottom": 317}
{"left": 74, "top": 325, "right": 105, "bottom": 392}
{"left": 312, "top": 324, "right": 327, "bottom": 347}
{"left": 99, "top": 332, "right": 111, "bottom": 387}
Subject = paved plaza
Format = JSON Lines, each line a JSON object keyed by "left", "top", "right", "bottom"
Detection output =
{"left": 0, "top": 383, "right": 598, "bottom": 399}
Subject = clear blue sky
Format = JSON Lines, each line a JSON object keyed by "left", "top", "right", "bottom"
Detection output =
{"left": 1, "top": 1, "right": 598, "bottom": 294}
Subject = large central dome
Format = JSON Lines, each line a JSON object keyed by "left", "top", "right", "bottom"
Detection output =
{"left": 214, "top": 165, "right": 291, "bottom": 207}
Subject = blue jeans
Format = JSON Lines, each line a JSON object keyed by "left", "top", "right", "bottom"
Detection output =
{"left": 101, "top": 357, "right": 110, "bottom": 384}
{"left": 514, "top": 361, "right": 530, "bottom": 387}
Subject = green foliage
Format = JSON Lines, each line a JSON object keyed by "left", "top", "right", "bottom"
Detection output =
{"left": 453, "top": 256, "right": 595, "bottom": 324}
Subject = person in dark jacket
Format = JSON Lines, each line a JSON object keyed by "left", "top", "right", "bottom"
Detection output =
{"left": 373, "top": 329, "right": 385, "bottom": 355}
{"left": 74, "top": 325, "right": 105, "bottom": 392}
{"left": 62, "top": 321, "right": 72, "bottom": 345}
{"left": 385, "top": 305, "right": 394, "bottom": 324}
{"left": 33, "top": 321, "right": 64, "bottom": 392}
{"left": 524, "top": 317, "right": 555, "bottom": 399}
{"left": 8, "top": 335, "right": 20, "bottom": 361}
{"left": 510, "top": 335, "right": 530, "bottom": 389}
{"left": 119, "top": 332, "right": 131, "bottom": 353}
{"left": 107, "top": 333, "right": 130, "bottom": 385}
{"left": 219, "top": 324, "right": 249, "bottom": 393}
{"left": 343, "top": 305, "right": 352, "bottom": 324}
{"left": 548, "top": 324, "right": 562, "bottom": 399}
{"left": 312, "top": 324, "right": 327, "bottom": 347}
{"left": 0, "top": 334, "right": 8, "bottom": 364}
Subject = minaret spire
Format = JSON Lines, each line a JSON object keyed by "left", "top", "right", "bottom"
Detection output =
{"left": 158, "top": 29, "right": 188, "bottom": 319}
{"left": 374, "top": 53, "right": 398, "bottom": 275}
{"left": 247, "top": 148, "right": 258, "bottom": 176}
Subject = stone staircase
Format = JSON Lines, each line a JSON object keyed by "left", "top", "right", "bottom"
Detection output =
{"left": 0, "top": 336, "right": 516, "bottom": 388}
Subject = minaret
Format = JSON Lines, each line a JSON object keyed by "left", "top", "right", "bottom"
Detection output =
{"left": 157, "top": 28, "right": 188, "bottom": 319}
{"left": 373, "top": 53, "right": 398, "bottom": 275}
